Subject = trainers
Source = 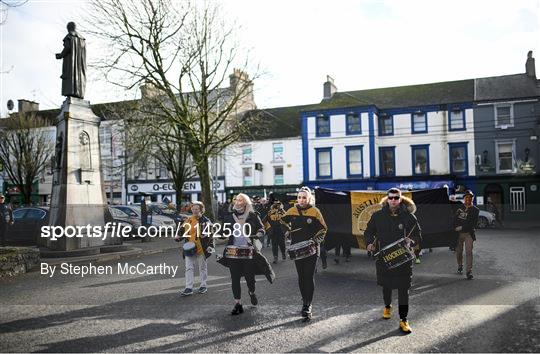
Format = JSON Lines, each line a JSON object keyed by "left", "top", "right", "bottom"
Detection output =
{"left": 301, "top": 304, "right": 312, "bottom": 318}
{"left": 334, "top": 258, "right": 340, "bottom": 265}
{"left": 198, "top": 286, "right": 207, "bottom": 294}
{"left": 399, "top": 320, "right": 412, "bottom": 334}
{"left": 345, "top": 257, "right": 351, "bottom": 263}
{"left": 282, "top": 254, "right": 286, "bottom": 260}
{"left": 231, "top": 303, "right": 243, "bottom": 315}
{"left": 415, "top": 257, "right": 421, "bottom": 264}
{"left": 249, "top": 292, "right": 258, "bottom": 306}
{"left": 466, "top": 271, "right": 474, "bottom": 280}
{"left": 383, "top": 306, "right": 392, "bottom": 319}
{"left": 457, "top": 265, "right": 463, "bottom": 274}
{"left": 180, "top": 288, "right": 193, "bottom": 296}
{"left": 273, "top": 257, "right": 278, "bottom": 264}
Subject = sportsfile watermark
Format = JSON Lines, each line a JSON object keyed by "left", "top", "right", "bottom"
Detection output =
{"left": 40, "top": 222, "right": 253, "bottom": 241}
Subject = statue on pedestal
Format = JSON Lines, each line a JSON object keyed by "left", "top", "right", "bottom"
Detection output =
{"left": 55, "top": 22, "right": 86, "bottom": 99}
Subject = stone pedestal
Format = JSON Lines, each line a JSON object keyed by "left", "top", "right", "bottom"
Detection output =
{"left": 47, "top": 97, "right": 115, "bottom": 251}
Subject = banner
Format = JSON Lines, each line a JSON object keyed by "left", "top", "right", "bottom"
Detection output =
{"left": 315, "top": 187, "right": 456, "bottom": 250}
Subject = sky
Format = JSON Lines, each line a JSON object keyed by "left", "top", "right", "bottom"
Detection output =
{"left": 1, "top": 0, "right": 539, "bottom": 117}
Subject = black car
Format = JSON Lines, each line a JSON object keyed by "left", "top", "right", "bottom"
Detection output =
{"left": 6, "top": 207, "right": 49, "bottom": 246}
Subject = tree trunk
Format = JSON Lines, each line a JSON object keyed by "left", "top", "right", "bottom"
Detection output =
{"left": 175, "top": 190, "right": 183, "bottom": 212}
{"left": 197, "top": 157, "right": 215, "bottom": 220}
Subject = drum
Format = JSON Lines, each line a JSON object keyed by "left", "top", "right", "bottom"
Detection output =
{"left": 225, "top": 245, "right": 254, "bottom": 259}
{"left": 183, "top": 241, "right": 197, "bottom": 257}
{"left": 375, "top": 238, "right": 414, "bottom": 269}
{"left": 288, "top": 240, "right": 317, "bottom": 260}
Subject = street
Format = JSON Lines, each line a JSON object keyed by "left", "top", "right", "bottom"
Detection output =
{"left": 1, "top": 228, "right": 539, "bottom": 353}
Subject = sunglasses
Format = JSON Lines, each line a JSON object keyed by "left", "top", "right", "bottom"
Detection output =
{"left": 388, "top": 196, "right": 400, "bottom": 200}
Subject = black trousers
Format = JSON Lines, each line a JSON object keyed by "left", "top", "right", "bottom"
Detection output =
{"left": 335, "top": 243, "right": 351, "bottom": 257}
{"left": 270, "top": 227, "right": 286, "bottom": 258}
{"left": 294, "top": 254, "right": 317, "bottom": 305}
{"left": 229, "top": 259, "right": 256, "bottom": 300}
{"left": 383, "top": 287, "right": 409, "bottom": 320}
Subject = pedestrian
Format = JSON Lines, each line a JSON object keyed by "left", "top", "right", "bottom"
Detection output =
{"left": 334, "top": 237, "right": 351, "bottom": 264}
{"left": 281, "top": 186, "right": 327, "bottom": 322}
{"left": 0, "top": 194, "right": 14, "bottom": 246}
{"left": 264, "top": 200, "right": 287, "bottom": 263}
{"left": 222, "top": 193, "right": 266, "bottom": 315}
{"left": 176, "top": 201, "right": 214, "bottom": 296}
{"left": 365, "top": 188, "right": 422, "bottom": 334}
{"left": 454, "top": 190, "right": 479, "bottom": 280}
{"left": 485, "top": 197, "right": 503, "bottom": 228}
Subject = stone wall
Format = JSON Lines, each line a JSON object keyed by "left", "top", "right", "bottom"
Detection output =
{"left": 0, "top": 248, "right": 40, "bottom": 277}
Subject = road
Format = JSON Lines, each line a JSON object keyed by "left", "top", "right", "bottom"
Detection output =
{"left": 1, "top": 228, "right": 539, "bottom": 352}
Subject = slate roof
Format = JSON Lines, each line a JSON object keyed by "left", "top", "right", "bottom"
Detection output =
{"left": 475, "top": 74, "right": 540, "bottom": 102}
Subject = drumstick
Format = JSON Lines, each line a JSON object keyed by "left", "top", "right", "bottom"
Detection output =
{"left": 289, "top": 228, "right": 302, "bottom": 233}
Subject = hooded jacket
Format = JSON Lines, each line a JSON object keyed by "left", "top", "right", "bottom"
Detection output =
{"left": 364, "top": 196, "right": 422, "bottom": 250}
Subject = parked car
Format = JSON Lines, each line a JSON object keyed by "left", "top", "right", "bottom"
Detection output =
{"left": 6, "top": 207, "right": 135, "bottom": 245}
{"left": 146, "top": 203, "right": 190, "bottom": 224}
{"left": 6, "top": 207, "right": 49, "bottom": 245}
{"left": 109, "top": 205, "right": 176, "bottom": 235}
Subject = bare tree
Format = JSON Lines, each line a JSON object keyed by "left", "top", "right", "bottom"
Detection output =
{"left": 0, "top": 0, "right": 28, "bottom": 25}
{"left": 0, "top": 112, "right": 53, "bottom": 204}
{"left": 87, "top": 0, "right": 260, "bottom": 218}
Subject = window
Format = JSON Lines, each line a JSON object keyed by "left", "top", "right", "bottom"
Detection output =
{"left": 242, "top": 146, "right": 252, "bottom": 163}
{"left": 496, "top": 140, "right": 515, "bottom": 173}
{"left": 449, "top": 143, "right": 468, "bottom": 175}
{"left": 411, "top": 112, "right": 427, "bottom": 133}
{"left": 346, "top": 146, "right": 363, "bottom": 177}
{"left": 378, "top": 115, "right": 393, "bottom": 136}
{"left": 242, "top": 167, "right": 252, "bottom": 186}
{"left": 25, "top": 208, "right": 46, "bottom": 220}
{"left": 346, "top": 113, "right": 361, "bottom": 135}
{"left": 510, "top": 187, "right": 525, "bottom": 212}
{"left": 495, "top": 104, "right": 513, "bottom": 128}
{"left": 316, "top": 148, "right": 332, "bottom": 179}
{"left": 411, "top": 145, "right": 429, "bottom": 175}
{"left": 379, "top": 147, "right": 396, "bottom": 176}
{"left": 273, "top": 143, "right": 284, "bottom": 162}
{"left": 449, "top": 109, "right": 465, "bottom": 131}
{"left": 316, "top": 114, "right": 330, "bottom": 137}
{"left": 274, "top": 166, "right": 284, "bottom": 185}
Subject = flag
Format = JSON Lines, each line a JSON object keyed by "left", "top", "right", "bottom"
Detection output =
{"left": 315, "top": 187, "right": 455, "bottom": 250}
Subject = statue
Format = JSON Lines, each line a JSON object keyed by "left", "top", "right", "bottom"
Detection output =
{"left": 56, "top": 22, "right": 86, "bottom": 99}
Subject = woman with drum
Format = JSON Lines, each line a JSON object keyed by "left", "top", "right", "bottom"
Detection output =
{"left": 222, "top": 193, "right": 266, "bottom": 315}
{"left": 365, "top": 188, "right": 421, "bottom": 334}
{"left": 281, "top": 186, "right": 327, "bottom": 322}
{"left": 176, "top": 201, "right": 214, "bottom": 296}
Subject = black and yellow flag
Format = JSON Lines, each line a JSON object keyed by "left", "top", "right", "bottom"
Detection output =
{"left": 315, "top": 187, "right": 455, "bottom": 250}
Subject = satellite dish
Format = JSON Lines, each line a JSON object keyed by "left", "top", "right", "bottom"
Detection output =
{"left": 7, "top": 99, "right": 14, "bottom": 111}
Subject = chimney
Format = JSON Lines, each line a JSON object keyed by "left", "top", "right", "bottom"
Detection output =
{"left": 323, "top": 75, "right": 337, "bottom": 99}
{"left": 17, "top": 99, "right": 39, "bottom": 113}
{"left": 229, "top": 69, "right": 254, "bottom": 101}
{"left": 526, "top": 50, "right": 536, "bottom": 78}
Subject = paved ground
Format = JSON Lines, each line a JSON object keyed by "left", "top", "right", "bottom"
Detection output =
{"left": 1, "top": 228, "right": 539, "bottom": 353}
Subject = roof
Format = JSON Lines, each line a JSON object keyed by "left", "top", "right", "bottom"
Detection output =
{"left": 475, "top": 74, "right": 540, "bottom": 102}
{"left": 241, "top": 103, "right": 318, "bottom": 140}
{"left": 313, "top": 79, "right": 475, "bottom": 111}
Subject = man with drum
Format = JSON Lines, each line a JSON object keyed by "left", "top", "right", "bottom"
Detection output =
{"left": 281, "top": 187, "right": 327, "bottom": 322}
{"left": 176, "top": 201, "right": 214, "bottom": 296}
{"left": 365, "top": 188, "right": 421, "bottom": 334}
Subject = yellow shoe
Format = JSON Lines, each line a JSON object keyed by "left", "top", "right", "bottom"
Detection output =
{"left": 399, "top": 320, "right": 412, "bottom": 334}
{"left": 383, "top": 306, "right": 392, "bottom": 319}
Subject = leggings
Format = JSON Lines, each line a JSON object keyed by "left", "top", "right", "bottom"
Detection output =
{"left": 383, "top": 287, "right": 409, "bottom": 320}
{"left": 229, "top": 259, "right": 256, "bottom": 300}
{"left": 294, "top": 254, "right": 318, "bottom": 305}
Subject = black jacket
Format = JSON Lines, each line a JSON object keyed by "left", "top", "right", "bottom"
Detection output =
{"left": 223, "top": 211, "right": 265, "bottom": 246}
{"left": 364, "top": 196, "right": 422, "bottom": 289}
{"left": 454, "top": 204, "right": 479, "bottom": 241}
